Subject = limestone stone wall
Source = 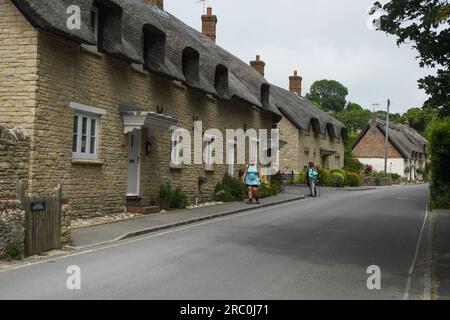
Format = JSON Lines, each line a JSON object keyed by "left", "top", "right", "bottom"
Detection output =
{"left": 279, "top": 117, "right": 345, "bottom": 174}
{"left": 279, "top": 117, "right": 300, "bottom": 173}
{"left": 30, "top": 30, "right": 273, "bottom": 218}
{"left": 0, "top": 0, "right": 38, "bottom": 132}
{"left": 0, "top": 126, "right": 30, "bottom": 199}
{"left": 0, "top": 200, "right": 25, "bottom": 259}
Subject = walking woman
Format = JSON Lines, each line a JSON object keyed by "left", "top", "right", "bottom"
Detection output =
{"left": 242, "top": 159, "right": 263, "bottom": 204}
{"left": 307, "top": 162, "right": 318, "bottom": 197}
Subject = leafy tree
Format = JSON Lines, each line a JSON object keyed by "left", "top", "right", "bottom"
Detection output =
{"left": 333, "top": 102, "right": 371, "bottom": 132}
{"left": 399, "top": 107, "right": 437, "bottom": 133}
{"left": 428, "top": 118, "right": 450, "bottom": 209}
{"left": 344, "top": 131, "right": 364, "bottom": 173}
{"left": 306, "top": 80, "right": 349, "bottom": 112}
{"left": 372, "top": 0, "right": 450, "bottom": 117}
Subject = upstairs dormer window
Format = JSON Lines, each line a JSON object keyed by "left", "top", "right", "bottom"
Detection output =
{"left": 182, "top": 47, "right": 200, "bottom": 83}
{"left": 214, "top": 65, "right": 229, "bottom": 96}
{"left": 143, "top": 25, "right": 166, "bottom": 69}
{"left": 91, "top": 0, "right": 122, "bottom": 54}
{"left": 90, "top": 6, "right": 100, "bottom": 42}
{"left": 261, "top": 84, "right": 270, "bottom": 108}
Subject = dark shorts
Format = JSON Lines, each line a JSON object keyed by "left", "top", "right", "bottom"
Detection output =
{"left": 246, "top": 185, "right": 260, "bottom": 188}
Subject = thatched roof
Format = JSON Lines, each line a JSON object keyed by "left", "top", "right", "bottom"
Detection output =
{"left": 271, "top": 86, "right": 348, "bottom": 139}
{"left": 353, "top": 119, "right": 428, "bottom": 159}
{"left": 11, "top": 0, "right": 347, "bottom": 138}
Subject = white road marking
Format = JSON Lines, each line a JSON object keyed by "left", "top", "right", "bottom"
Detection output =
{"left": 403, "top": 205, "right": 428, "bottom": 300}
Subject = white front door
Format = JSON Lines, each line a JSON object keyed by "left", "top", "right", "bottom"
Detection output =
{"left": 127, "top": 130, "right": 141, "bottom": 197}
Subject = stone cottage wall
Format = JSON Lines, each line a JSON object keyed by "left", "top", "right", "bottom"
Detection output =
{"left": 30, "top": 30, "right": 273, "bottom": 218}
{"left": 0, "top": 126, "right": 30, "bottom": 199}
{"left": 279, "top": 117, "right": 345, "bottom": 175}
{"left": 0, "top": 200, "right": 25, "bottom": 259}
{"left": 0, "top": 0, "right": 39, "bottom": 131}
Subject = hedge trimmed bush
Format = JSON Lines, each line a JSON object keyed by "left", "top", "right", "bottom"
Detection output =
{"left": 330, "top": 172, "right": 345, "bottom": 187}
{"left": 429, "top": 119, "right": 450, "bottom": 209}
{"left": 346, "top": 172, "right": 361, "bottom": 187}
{"left": 318, "top": 168, "right": 331, "bottom": 186}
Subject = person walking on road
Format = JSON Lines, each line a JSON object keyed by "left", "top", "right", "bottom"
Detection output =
{"left": 307, "top": 162, "right": 318, "bottom": 197}
{"left": 242, "top": 159, "right": 263, "bottom": 204}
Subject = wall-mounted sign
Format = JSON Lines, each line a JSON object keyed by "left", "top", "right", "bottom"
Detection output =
{"left": 30, "top": 202, "right": 46, "bottom": 212}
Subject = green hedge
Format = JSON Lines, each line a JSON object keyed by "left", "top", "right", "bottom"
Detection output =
{"left": 346, "top": 172, "right": 361, "bottom": 187}
{"left": 429, "top": 119, "right": 450, "bottom": 209}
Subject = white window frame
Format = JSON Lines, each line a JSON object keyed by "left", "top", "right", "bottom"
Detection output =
{"left": 70, "top": 102, "right": 106, "bottom": 160}
{"left": 204, "top": 133, "right": 215, "bottom": 168}
{"left": 335, "top": 155, "right": 341, "bottom": 169}
{"left": 227, "top": 140, "right": 235, "bottom": 176}
{"left": 72, "top": 113, "right": 99, "bottom": 160}
{"left": 170, "top": 136, "right": 181, "bottom": 168}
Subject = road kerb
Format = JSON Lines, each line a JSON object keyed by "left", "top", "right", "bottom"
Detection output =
{"left": 71, "top": 195, "right": 305, "bottom": 250}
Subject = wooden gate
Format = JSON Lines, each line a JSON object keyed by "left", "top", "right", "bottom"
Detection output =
{"left": 17, "top": 183, "right": 62, "bottom": 257}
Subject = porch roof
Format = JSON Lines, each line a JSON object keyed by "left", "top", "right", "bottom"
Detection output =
{"left": 320, "top": 148, "right": 337, "bottom": 156}
{"left": 120, "top": 104, "right": 177, "bottom": 134}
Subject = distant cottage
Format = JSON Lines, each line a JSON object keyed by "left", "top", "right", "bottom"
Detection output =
{"left": 352, "top": 114, "right": 428, "bottom": 181}
{"left": 0, "top": 0, "right": 346, "bottom": 218}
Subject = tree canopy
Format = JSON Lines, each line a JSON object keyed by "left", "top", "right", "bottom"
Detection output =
{"left": 397, "top": 107, "right": 437, "bottom": 133}
{"left": 332, "top": 102, "right": 372, "bottom": 133}
{"left": 372, "top": 0, "right": 450, "bottom": 117}
{"left": 306, "top": 80, "right": 349, "bottom": 112}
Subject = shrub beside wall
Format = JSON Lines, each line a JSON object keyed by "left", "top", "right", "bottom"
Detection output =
{"left": 429, "top": 119, "right": 450, "bottom": 209}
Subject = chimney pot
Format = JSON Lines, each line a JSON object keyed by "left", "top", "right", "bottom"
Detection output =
{"left": 250, "top": 55, "right": 266, "bottom": 76}
{"left": 202, "top": 6, "right": 218, "bottom": 43}
{"left": 289, "top": 70, "right": 303, "bottom": 96}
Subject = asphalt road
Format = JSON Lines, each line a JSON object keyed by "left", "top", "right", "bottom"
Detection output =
{"left": 0, "top": 184, "right": 429, "bottom": 300}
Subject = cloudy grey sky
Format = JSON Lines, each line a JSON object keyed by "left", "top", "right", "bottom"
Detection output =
{"left": 165, "top": 0, "right": 435, "bottom": 114}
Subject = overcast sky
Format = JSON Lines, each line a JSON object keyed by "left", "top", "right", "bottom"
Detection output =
{"left": 165, "top": 0, "right": 435, "bottom": 114}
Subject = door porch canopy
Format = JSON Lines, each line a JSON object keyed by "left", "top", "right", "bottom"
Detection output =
{"left": 320, "top": 148, "right": 337, "bottom": 157}
{"left": 120, "top": 104, "right": 178, "bottom": 136}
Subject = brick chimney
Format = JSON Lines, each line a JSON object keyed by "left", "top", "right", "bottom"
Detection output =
{"left": 145, "top": 0, "right": 164, "bottom": 10}
{"left": 289, "top": 70, "right": 303, "bottom": 96}
{"left": 250, "top": 55, "right": 265, "bottom": 76}
{"left": 370, "top": 112, "right": 378, "bottom": 130}
{"left": 202, "top": 7, "right": 218, "bottom": 43}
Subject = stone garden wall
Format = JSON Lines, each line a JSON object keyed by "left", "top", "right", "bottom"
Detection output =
{"left": 0, "top": 125, "right": 30, "bottom": 199}
{"left": 0, "top": 200, "right": 25, "bottom": 259}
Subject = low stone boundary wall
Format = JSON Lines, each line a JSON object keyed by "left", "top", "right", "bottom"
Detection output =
{"left": 0, "top": 200, "right": 25, "bottom": 259}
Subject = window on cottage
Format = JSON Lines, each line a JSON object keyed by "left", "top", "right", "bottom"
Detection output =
{"left": 203, "top": 134, "right": 217, "bottom": 169}
{"left": 214, "top": 65, "right": 229, "bottom": 96}
{"left": 73, "top": 113, "right": 99, "bottom": 160}
{"left": 261, "top": 84, "right": 270, "bottom": 108}
{"left": 143, "top": 24, "right": 166, "bottom": 69}
{"left": 205, "top": 141, "right": 213, "bottom": 166}
{"left": 335, "top": 156, "right": 341, "bottom": 169}
{"left": 90, "top": 6, "right": 100, "bottom": 42}
{"left": 182, "top": 47, "right": 200, "bottom": 83}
